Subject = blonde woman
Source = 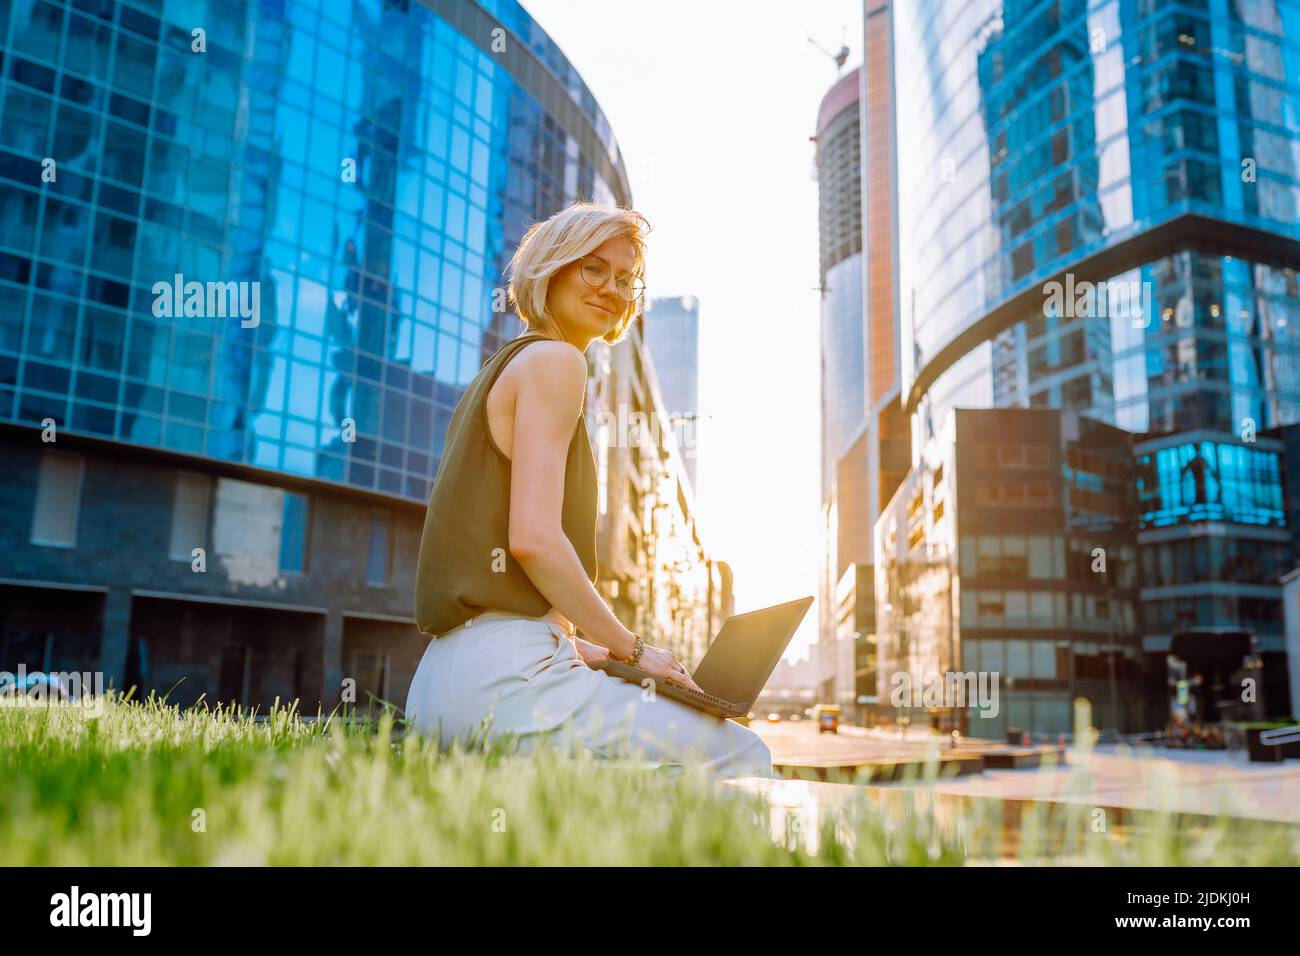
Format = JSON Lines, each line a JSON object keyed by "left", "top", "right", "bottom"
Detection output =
{"left": 406, "top": 201, "right": 772, "bottom": 777}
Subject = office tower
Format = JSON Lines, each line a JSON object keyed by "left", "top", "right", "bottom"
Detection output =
{"left": 814, "top": 4, "right": 909, "bottom": 725}
{"left": 879, "top": 0, "right": 1300, "bottom": 734}
{"left": 815, "top": 64, "right": 869, "bottom": 719}
{"left": 643, "top": 294, "right": 701, "bottom": 493}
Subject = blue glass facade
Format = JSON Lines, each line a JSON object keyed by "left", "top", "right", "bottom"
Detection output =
{"left": 879, "top": 0, "right": 1300, "bottom": 728}
{"left": 1136, "top": 438, "right": 1285, "bottom": 529}
{"left": 0, "top": 0, "right": 631, "bottom": 503}
{"left": 895, "top": 0, "right": 1300, "bottom": 420}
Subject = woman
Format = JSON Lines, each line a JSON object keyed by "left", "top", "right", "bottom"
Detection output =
{"left": 406, "top": 202, "right": 771, "bottom": 777}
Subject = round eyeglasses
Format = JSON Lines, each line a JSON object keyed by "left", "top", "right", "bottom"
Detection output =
{"left": 578, "top": 257, "right": 646, "bottom": 303}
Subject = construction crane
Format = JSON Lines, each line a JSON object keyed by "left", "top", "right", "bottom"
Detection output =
{"left": 807, "top": 30, "right": 850, "bottom": 72}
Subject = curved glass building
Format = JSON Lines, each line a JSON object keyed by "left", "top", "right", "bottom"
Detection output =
{"left": 896, "top": 0, "right": 1300, "bottom": 431}
{"left": 0, "top": 0, "right": 630, "bottom": 711}
{"left": 878, "top": 0, "right": 1300, "bottom": 733}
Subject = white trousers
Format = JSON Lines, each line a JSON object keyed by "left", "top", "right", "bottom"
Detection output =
{"left": 404, "top": 610, "right": 773, "bottom": 778}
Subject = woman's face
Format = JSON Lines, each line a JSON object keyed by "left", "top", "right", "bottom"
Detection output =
{"left": 545, "top": 235, "right": 638, "bottom": 345}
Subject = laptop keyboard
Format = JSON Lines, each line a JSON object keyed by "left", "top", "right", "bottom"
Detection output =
{"left": 601, "top": 663, "right": 734, "bottom": 709}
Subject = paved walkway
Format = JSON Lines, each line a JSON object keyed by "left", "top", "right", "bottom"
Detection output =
{"left": 918, "top": 745, "right": 1300, "bottom": 824}
{"left": 753, "top": 723, "right": 1300, "bottom": 824}
{"left": 755, "top": 722, "right": 1063, "bottom": 778}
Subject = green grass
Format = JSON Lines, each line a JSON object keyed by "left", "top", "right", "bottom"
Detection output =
{"left": 0, "top": 693, "right": 1296, "bottom": 866}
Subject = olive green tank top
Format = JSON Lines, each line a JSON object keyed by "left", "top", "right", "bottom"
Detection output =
{"left": 414, "top": 332, "right": 598, "bottom": 637}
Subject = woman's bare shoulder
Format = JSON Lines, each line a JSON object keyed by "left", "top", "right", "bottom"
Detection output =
{"left": 510, "top": 339, "right": 588, "bottom": 399}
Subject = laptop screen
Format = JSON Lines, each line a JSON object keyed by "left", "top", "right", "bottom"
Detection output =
{"left": 690, "top": 597, "right": 812, "bottom": 706}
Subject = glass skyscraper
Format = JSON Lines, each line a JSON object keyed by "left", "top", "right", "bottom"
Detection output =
{"left": 0, "top": 0, "right": 631, "bottom": 711}
{"left": 878, "top": 0, "right": 1300, "bottom": 732}
{"left": 643, "top": 294, "right": 701, "bottom": 493}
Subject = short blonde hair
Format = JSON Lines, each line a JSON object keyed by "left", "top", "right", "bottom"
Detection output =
{"left": 507, "top": 201, "right": 650, "bottom": 344}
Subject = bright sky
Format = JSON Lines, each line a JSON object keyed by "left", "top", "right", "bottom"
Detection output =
{"left": 521, "top": 0, "right": 865, "bottom": 661}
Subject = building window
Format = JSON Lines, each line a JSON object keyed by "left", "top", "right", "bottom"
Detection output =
{"left": 31, "top": 449, "right": 84, "bottom": 548}
{"left": 169, "top": 472, "right": 211, "bottom": 561}
{"left": 997, "top": 443, "right": 1025, "bottom": 467}
{"left": 279, "top": 491, "right": 310, "bottom": 573}
{"left": 907, "top": 524, "right": 925, "bottom": 550}
{"left": 366, "top": 510, "right": 393, "bottom": 586}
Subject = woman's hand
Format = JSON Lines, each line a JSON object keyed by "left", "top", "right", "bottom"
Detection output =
{"left": 635, "top": 644, "right": 704, "bottom": 694}
{"left": 574, "top": 636, "right": 609, "bottom": 665}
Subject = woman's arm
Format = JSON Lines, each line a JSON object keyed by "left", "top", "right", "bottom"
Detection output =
{"left": 506, "top": 342, "right": 639, "bottom": 661}
{"left": 505, "top": 343, "right": 702, "bottom": 691}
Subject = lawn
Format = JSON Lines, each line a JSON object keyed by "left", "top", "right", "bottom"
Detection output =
{"left": 0, "top": 692, "right": 1295, "bottom": 866}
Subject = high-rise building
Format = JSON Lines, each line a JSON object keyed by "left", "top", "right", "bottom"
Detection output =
{"left": 643, "top": 294, "right": 701, "bottom": 493}
{"left": 0, "top": 0, "right": 633, "bottom": 713}
{"left": 814, "top": 9, "right": 910, "bottom": 724}
{"left": 879, "top": 0, "right": 1300, "bottom": 732}
{"left": 815, "top": 65, "right": 869, "bottom": 718}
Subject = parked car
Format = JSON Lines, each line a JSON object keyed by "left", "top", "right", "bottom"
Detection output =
{"left": 813, "top": 703, "right": 840, "bottom": 734}
{"left": 767, "top": 712, "right": 781, "bottom": 723}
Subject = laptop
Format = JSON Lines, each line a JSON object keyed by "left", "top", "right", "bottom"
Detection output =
{"left": 588, "top": 595, "right": 814, "bottom": 719}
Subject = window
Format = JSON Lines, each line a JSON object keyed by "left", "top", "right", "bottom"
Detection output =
{"left": 907, "top": 491, "right": 923, "bottom": 519}
{"left": 31, "top": 450, "right": 84, "bottom": 547}
{"left": 1031, "top": 591, "right": 1054, "bottom": 623}
{"left": 1005, "top": 639, "right": 1031, "bottom": 678}
{"left": 366, "top": 510, "right": 393, "bottom": 586}
{"left": 1005, "top": 591, "right": 1028, "bottom": 622}
{"left": 979, "top": 639, "right": 1004, "bottom": 672}
{"left": 976, "top": 593, "right": 1005, "bottom": 619}
{"left": 170, "top": 472, "right": 210, "bottom": 561}
{"left": 279, "top": 491, "right": 310, "bottom": 573}
{"left": 1030, "top": 641, "right": 1057, "bottom": 679}
{"left": 997, "top": 444, "right": 1025, "bottom": 467}
{"left": 1003, "top": 535, "right": 1027, "bottom": 572}
{"left": 960, "top": 536, "right": 977, "bottom": 576}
